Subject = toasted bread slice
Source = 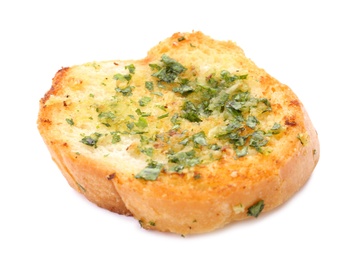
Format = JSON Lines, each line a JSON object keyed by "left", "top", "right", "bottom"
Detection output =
{"left": 38, "top": 31, "right": 320, "bottom": 234}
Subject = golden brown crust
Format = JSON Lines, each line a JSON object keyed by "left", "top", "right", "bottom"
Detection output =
{"left": 37, "top": 31, "right": 320, "bottom": 234}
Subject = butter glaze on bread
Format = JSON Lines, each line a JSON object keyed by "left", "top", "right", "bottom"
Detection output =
{"left": 38, "top": 31, "right": 320, "bottom": 234}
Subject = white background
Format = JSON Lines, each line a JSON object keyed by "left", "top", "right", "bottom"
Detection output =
{"left": 1, "top": 0, "right": 348, "bottom": 259}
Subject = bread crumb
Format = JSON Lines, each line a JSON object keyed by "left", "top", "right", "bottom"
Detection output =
{"left": 233, "top": 203, "right": 245, "bottom": 214}
{"left": 231, "top": 171, "right": 238, "bottom": 178}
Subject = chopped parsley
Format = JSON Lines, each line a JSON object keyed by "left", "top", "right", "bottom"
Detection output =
{"left": 157, "top": 113, "right": 169, "bottom": 119}
{"left": 168, "top": 150, "right": 201, "bottom": 172}
{"left": 247, "top": 200, "right": 265, "bottom": 218}
{"left": 192, "top": 131, "right": 208, "bottom": 146}
{"left": 220, "top": 70, "right": 248, "bottom": 83}
{"left": 138, "top": 96, "right": 152, "bottom": 106}
{"left": 173, "top": 79, "right": 194, "bottom": 95}
{"left": 135, "top": 161, "right": 163, "bottom": 181}
{"left": 115, "top": 86, "right": 133, "bottom": 96}
{"left": 135, "top": 117, "right": 148, "bottom": 129}
{"left": 125, "top": 64, "right": 135, "bottom": 74}
{"left": 150, "top": 54, "right": 187, "bottom": 83}
{"left": 98, "top": 111, "right": 116, "bottom": 127}
{"left": 140, "top": 146, "right": 154, "bottom": 157}
{"left": 145, "top": 81, "right": 154, "bottom": 91}
{"left": 126, "top": 122, "right": 134, "bottom": 130}
{"left": 269, "top": 123, "right": 282, "bottom": 134}
{"left": 235, "top": 146, "right": 248, "bottom": 157}
{"left": 113, "top": 73, "right": 131, "bottom": 82}
{"left": 80, "top": 132, "right": 102, "bottom": 148}
{"left": 246, "top": 116, "right": 259, "bottom": 129}
{"left": 111, "top": 132, "right": 121, "bottom": 143}
{"left": 249, "top": 130, "right": 269, "bottom": 152}
{"left": 113, "top": 63, "right": 135, "bottom": 83}
{"left": 66, "top": 118, "right": 74, "bottom": 126}
{"left": 170, "top": 113, "right": 180, "bottom": 125}
{"left": 181, "top": 101, "right": 202, "bottom": 122}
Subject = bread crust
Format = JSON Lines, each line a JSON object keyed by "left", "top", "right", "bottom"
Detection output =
{"left": 38, "top": 31, "right": 319, "bottom": 234}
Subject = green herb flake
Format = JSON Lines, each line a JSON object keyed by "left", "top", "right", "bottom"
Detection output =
{"left": 138, "top": 135, "right": 149, "bottom": 145}
{"left": 247, "top": 200, "right": 265, "bottom": 218}
{"left": 127, "top": 122, "right": 134, "bottom": 130}
{"left": 98, "top": 111, "right": 116, "bottom": 127}
{"left": 135, "top": 108, "right": 151, "bottom": 117}
{"left": 173, "top": 84, "right": 194, "bottom": 95}
{"left": 249, "top": 131, "right": 268, "bottom": 152}
{"left": 115, "top": 86, "right": 133, "bottom": 96}
{"left": 246, "top": 116, "right": 259, "bottom": 129}
{"left": 208, "top": 92, "right": 229, "bottom": 111}
{"left": 220, "top": 70, "right": 248, "bottom": 83}
{"left": 150, "top": 54, "right": 187, "bottom": 83}
{"left": 80, "top": 132, "right": 102, "bottom": 148}
{"left": 140, "top": 146, "right": 154, "bottom": 157}
{"left": 181, "top": 101, "right": 202, "bottom": 122}
{"left": 269, "top": 123, "right": 282, "bottom": 134}
{"left": 182, "top": 112, "right": 201, "bottom": 123}
{"left": 157, "top": 113, "right": 169, "bottom": 119}
{"left": 125, "top": 64, "right": 136, "bottom": 74}
{"left": 113, "top": 73, "right": 130, "bottom": 82}
{"left": 135, "top": 117, "right": 148, "bottom": 129}
{"left": 145, "top": 81, "right": 154, "bottom": 91}
{"left": 135, "top": 161, "right": 163, "bottom": 181}
{"left": 156, "top": 105, "right": 167, "bottom": 111}
{"left": 235, "top": 146, "right": 248, "bottom": 157}
{"left": 170, "top": 113, "right": 180, "bottom": 125}
{"left": 168, "top": 150, "right": 200, "bottom": 170}
{"left": 151, "top": 91, "right": 163, "bottom": 96}
{"left": 149, "top": 63, "right": 162, "bottom": 71}
{"left": 138, "top": 96, "right": 152, "bottom": 106}
{"left": 98, "top": 112, "right": 116, "bottom": 120}
{"left": 210, "top": 144, "right": 221, "bottom": 151}
{"left": 261, "top": 98, "right": 272, "bottom": 108}
{"left": 66, "top": 118, "right": 74, "bottom": 126}
{"left": 179, "top": 137, "right": 190, "bottom": 146}
{"left": 192, "top": 131, "right": 208, "bottom": 146}
{"left": 111, "top": 132, "right": 121, "bottom": 143}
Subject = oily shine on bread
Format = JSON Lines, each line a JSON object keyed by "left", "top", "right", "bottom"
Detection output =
{"left": 38, "top": 31, "right": 320, "bottom": 235}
